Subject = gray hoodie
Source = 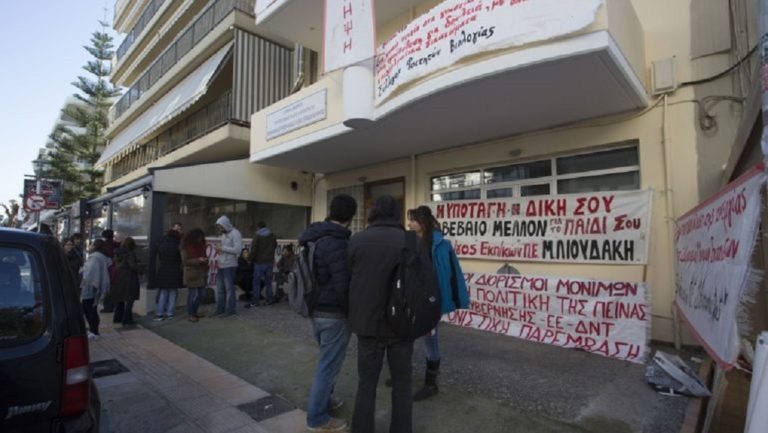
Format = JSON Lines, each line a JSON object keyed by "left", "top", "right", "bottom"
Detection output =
{"left": 216, "top": 215, "right": 243, "bottom": 269}
{"left": 81, "top": 251, "right": 112, "bottom": 302}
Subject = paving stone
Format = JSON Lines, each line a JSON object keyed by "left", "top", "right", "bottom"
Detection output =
{"left": 257, "top": 409, "right": 308, "bottom": 433}
{"left": 210, "top": 384, "right": 270, "bottom": 406}
{"left": 194, "top": 407, "right": 256, "bottom": 433}
{"left": 174, "top": 393, "right": 229, "bottom": 420}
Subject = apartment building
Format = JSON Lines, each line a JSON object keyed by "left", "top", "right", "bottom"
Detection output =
{"left": 249, "top": 0, "right": 764, "bottom": 347}
{"left": 92, "top": 0, "right": 313, "bottom": 311}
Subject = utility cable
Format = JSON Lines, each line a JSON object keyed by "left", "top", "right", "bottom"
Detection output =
{"left": 679, "top": 44, "right": 757, "bottom": 87}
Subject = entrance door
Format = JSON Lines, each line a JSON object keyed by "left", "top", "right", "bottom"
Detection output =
{"left": 364, "top": 178, "right": 405, "bottom": 223}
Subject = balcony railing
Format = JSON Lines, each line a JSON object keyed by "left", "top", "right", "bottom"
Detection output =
{"left": 111, "top": 0, "right": 256, "bottom": 123}
{"left": 109, "top": 90, "right": 246, "bottom": 181}
{"left": 115, "top": 0, "right": 167, "bottom": 62}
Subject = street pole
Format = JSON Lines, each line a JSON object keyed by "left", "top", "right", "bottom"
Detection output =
{"left": 32, "top": 159, "right": 43, "bottom": 233}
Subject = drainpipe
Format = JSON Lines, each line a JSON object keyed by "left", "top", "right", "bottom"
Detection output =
{"left": 291, "top": 44, "right": 305, "bottom": 94}
{"left": 661, "top": 94, "right": 682, "bottom": 350}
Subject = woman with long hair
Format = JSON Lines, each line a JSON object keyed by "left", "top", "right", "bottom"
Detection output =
{"left": 405, "top": 205, "right": 470, "bottom": 400}
{"left": 181, "top": 228, "right": 209, "bottom": 322}
{"left": 112, "top": 237, "right": 143, "bottom": 327}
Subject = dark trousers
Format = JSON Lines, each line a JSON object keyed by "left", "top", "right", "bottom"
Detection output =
{"left": 113, "top": 301, "right": 135, "bottom": 325}
{"left": 352, "top": 336, "right": 414, "bottom": 433}
{"left": 82, "top": 299, "right": 100, "bottom": 335}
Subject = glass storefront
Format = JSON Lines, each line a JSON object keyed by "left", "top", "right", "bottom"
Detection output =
{"left": 164, "top": 194, "right": 308, "bottom": 240}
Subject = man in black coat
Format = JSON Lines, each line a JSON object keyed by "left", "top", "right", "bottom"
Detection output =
{"left": 299, "top": 194, "right": 357, "bottom": 432}
{"left": 348, "top": 195, "right": 416, "bottom": 433}
{"left": 153, "top": 223, "right": 184, "bottom": 320}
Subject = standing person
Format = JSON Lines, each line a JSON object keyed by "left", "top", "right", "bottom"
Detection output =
{"left": 248, "top": 221, "right": 277, "bottom": 307}
{"left": 349, "top": 195, "right": 419, "bottom": 433}
{"left": 182, "top": 228, "right": 209, "bottom": 322}
{"left": 71, "top": 233, "right": 86, "bottom": 263}
{"left": 154, "top": 223, "right": 184, "bottom": 321}
{"left": 64, "top": 238, "right": 83, "bottom": 289}
{"left": 274, "top": 244, "right": 296, "bottom": 302}
{"left": 406, "top": 206, "right": 469, "bottom": 400}
{"left": 300, "top": 194, "right": 357, "bottom": 432}
{"left": 80, "top": 239, "right": 112, "bottom": 340}
{"left": 112, "top": 237, "right": 143, "bottom": 327}
{"left": 100, "top": 229, "right": 121, "bottom": 313}
{"left": 214, "top": 216, "right": 242, "bottom": 316}
{"left": 236, "top": 248, "right": 254, "bottom": 302}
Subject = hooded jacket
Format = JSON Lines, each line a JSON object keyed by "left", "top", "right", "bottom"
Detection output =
{"left": 298, "top": 220, "right": 352, "bottom": 316}
{"left": 81, "top": 251, "right": 111, "bottom": 302}
{"left": 431, "top": 229, "right": 470, "bottom": 314}
{"left": 216, "top": 216, "right": 242, "bottom": 269}
{"left": 251, "top": 226, "right": 277, "bottom": 264}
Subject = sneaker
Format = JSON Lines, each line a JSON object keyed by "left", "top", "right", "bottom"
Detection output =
{"left": 166, "top": 315, "right": 175, "bottom": 320}
{"left": 307, "top": 417, "right": 347, "bottom": 432}
{"left": 152, "top": 316, "right": 165, "bottom": 321}
{"left": 188, "top": 315, "right": 199, "bottom": 323}
{"left": 328, "top": 396, "right": 344, "bottom": 411}
{"left": 87, "top": 332, "right": 99, "bottom": 341}
{"left": 244, "top": 303, "right": 260, "bottom": 309}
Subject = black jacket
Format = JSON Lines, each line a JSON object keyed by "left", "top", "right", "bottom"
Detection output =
{"left": 251, "top": 229, "right": 277, "bottom": 264}
{"left": 299, "top": 221, "right": 351, "bottom": 316}
{"left": 348, "top": 220, "right": 409, "bottom": 337}
{"left": 154, "top": 231, "right": 183, "bottom": 289}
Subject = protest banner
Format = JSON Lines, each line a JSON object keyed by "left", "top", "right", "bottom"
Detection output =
{"left": 324, "top": 0, "right": 375, "bottom": 73}
{"left": 446, "top": 272, "right": 650, "bottom": 362}
{"left": 429, "top": 189, "right": 652, "bottom": 264}
{"left": 375, "top": 0, "right": 602, "bottom": 103}
{"left": 204, "top": 238, "right": 296, "bottom": 287}
{"left": 675, "top": 163, "right": 766, "bottom": 370}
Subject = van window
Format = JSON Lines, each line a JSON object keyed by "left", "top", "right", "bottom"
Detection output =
{"left": 0, "top": 248, "right": 45, "bottom": 345}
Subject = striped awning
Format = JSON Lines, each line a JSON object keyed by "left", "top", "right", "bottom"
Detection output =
{"left": 97, "top": 43, "right": 233, "bottom": 166}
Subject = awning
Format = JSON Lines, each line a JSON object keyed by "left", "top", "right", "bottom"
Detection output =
{"left": 98, "top": 43, "right": 233, "bottom": 166}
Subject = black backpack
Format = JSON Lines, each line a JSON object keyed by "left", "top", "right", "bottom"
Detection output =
{"left": 385, "top": 231, "right": 442, "bottom": 338}
{"left": 286, "top": 237, "right": 328, "bottom": 317}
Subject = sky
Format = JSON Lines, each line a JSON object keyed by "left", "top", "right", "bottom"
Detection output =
{"left": 0, "top": 1, "right": 120, "bottom": 207}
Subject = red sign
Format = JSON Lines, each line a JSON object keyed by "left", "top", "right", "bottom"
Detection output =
{"left": 24, "top": 195, "right": 47, "bottom": 212}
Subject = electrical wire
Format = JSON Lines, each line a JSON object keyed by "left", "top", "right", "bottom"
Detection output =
{"left": 679, "top": 44, "right": 758, "bottom": 87}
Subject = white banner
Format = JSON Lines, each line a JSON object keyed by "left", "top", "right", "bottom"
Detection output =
{"left": 374, "top": 0, "right": 602, "bottom": 103}
{"left": 675, "top": 164, "right": 766, "bottom": 370}
{"left": 446, "top": 272, "right": 650, "bottom": 363}
{"left": 428, "top": 189, "right": 652, "bottom": 264}
{"left": 324, "top": 0, "right": 376, "bottom": 73}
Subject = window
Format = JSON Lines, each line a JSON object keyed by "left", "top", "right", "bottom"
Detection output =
{"left": 0, "top": 248, "right": 45, "bottom": 345}
{"left": 430, "top": 145, "right": 640, "bottom": 201}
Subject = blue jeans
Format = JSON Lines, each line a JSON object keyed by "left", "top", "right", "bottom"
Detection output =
{"left": 156, "top": 289, "right": 178, "bottom": 317}
{"left": 216, "top": 267, "right": 237, "bottom": 314}
{"left": 187, "top": 287, "right": 205, "bottom": 316}
{"left": 252, "top": 263, "right": 273, "bottom": 303}
{"left": 307, "top": 317, "right": 351, "bottom": 428}
{"left": 422, "top": 324, "right": 440, "bottom": 362}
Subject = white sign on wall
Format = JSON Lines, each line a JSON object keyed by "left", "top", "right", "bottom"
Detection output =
{"left": 675, "top": 163, "right": 766, "bottom": 370}
{"left": 428, "top": 189, "right": 653, "bottom": 264}
{"left": 324, "top": 0, "right": 376, "bottom": 73}
{"left": 266, "top": 89, "right": 327, "bottom": 140}
{"left": 375, "top": 0, "right": 602, "bottom": 103}
{"left": 446, "top": 272, "right": 650, "bottom": 363}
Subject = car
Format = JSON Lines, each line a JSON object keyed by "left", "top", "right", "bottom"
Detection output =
{"left": 0, "top": 228, "right": 100, "bottom": 432}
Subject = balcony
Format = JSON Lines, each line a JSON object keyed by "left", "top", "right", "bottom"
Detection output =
{"left": 109, "top": 90, "right": 247, "bottom": 181}
{"left": 110, "top": 0, "right": 256, "bottom": 123}
{"left": 115, "top": 0, "right": 167, "bottom": 62}
{"left": 250, "top": 0, "right": 647, "bottom": 174}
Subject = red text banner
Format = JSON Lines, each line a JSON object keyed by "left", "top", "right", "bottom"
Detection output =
{"left": 446, "top": 272, "right": 650, "bottom": 363}
{"left": 375, "top": 0, "right": 602, "bottom": 103}
{"left": 428, "top": 189, "right": 652, "bottom": 264}
{"left": 324, "top": 0, "right": 375, "bottom": 73}
{"left": 675, "top": 163, "right": 766, "bottom": 369}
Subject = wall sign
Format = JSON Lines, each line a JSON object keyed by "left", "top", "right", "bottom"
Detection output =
{"left": 428, "top": 189, "right": 653, "bottom": 264}
{"left": 266, "top": 89, "right": 327, "bottom": 140}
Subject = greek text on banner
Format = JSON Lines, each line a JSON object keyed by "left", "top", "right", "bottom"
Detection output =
{"left": 428, "top": 189, "right": 653, "bottom": 264}
{"left": 675, "top": 163, "right": 766, "bottom": 370}
{"left": 446, "top": 272, "right": 650, "bottom": 363}
{"left": 375, "top": 0, "right": 602, "bottom": 103}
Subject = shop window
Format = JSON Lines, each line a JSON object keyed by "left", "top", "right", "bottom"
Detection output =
{"left": 430, "top": 144, "right": 639, "bottom": 200}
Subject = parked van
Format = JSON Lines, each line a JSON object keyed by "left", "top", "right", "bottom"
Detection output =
{"left": 0, "top": 229, "right": 100, "bottom": 432}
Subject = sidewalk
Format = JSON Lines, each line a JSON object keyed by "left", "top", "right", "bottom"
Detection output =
{"left": 90, "top": 322, "right": 308, "bottom": 433}
{"left": 90, "top": 301, "right": 697, "bottom": 433}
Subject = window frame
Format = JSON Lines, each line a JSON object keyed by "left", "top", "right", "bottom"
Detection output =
{"left": 0, "top": 245, "right": 48, "bottom": 347}
{"left": 429, "top": 144, "right": 640, "bottom": 201}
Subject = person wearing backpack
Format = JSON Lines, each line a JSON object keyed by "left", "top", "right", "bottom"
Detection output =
{"left": 349, "top": 195, "right": 427, "bottom": 433}
{"left": 299, "top": 194, "right": 358, "bottom": 432}
{"left": 406, "top": 205, "right": 470, "bottom": 401}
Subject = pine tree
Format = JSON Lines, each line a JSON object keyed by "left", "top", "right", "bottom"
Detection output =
{"left": 44, "top": 21, "right": 121, "bottom": 201}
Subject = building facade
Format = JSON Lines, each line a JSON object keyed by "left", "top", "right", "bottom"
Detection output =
{"left": 95, "top": 0, "right": 313, "bottom": 313}
{"left": 248, "top": 0, "right": 762, "bottom": 344}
